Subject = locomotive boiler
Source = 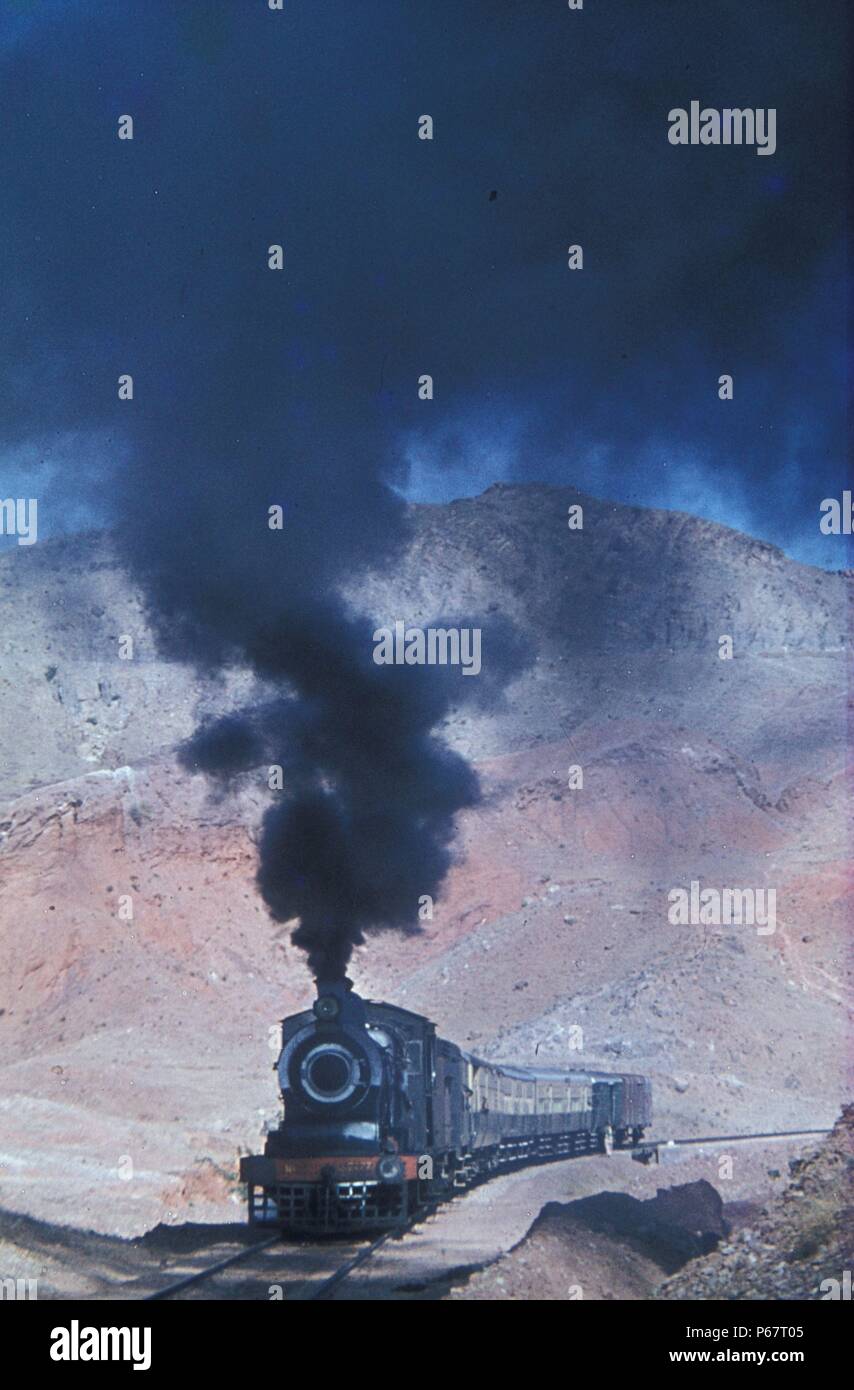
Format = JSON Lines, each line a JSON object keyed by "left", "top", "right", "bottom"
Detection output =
{"left": 240, "top": 979, "right": 652, "bottom": 1233}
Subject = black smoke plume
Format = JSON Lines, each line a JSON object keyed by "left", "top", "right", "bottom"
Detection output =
{"left": 180, "top": 618, "right": 526, "bottom": 978}
{"left": 0, "top": 4, "right": 535, "bottom": 978}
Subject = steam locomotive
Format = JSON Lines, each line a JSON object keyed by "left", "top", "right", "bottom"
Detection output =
{"left": 240, "top": 979, "right": 652, "bottom": 1233}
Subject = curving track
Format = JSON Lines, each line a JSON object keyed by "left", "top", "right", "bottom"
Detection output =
{"left": 140, "top": 1128, "right": 831, "bottom": 1300}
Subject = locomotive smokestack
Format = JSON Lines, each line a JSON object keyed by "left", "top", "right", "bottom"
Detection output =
{"left": 312, "top": 977, "right": 366, "bottom": 1027}
{"left": 317, "top": 976, "right": 354, "bottom": 995}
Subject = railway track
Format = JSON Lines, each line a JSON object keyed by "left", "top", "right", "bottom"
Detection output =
{"left": 141, "top": 1235, "right": 363, "bottom": 1302}
{"left": 143, "top": 1234, "right": 282, "bottom": 1301}
{"left": 142, "top": 1210, "right": 438, "bottom": 1302}
{"left": 301, "top": 1225, "right": 411, "bottom": 1301}
{"left": 632, "top": 1126, "right": 832, "bottom": 1164}
{"left": 141, "top": 1128, "right": 829, "bottom": 1300}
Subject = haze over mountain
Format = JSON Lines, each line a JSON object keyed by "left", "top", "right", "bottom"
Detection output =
{"left": 0, "top": 484, "right": 849, "bottom": 1234}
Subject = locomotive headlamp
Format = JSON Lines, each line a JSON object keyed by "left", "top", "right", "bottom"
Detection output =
{"left": 376, "top": 1155, "right": 403, "bottom": 1183}
{"left": 313, "top": 996, "right": 340, "bottom": 1021}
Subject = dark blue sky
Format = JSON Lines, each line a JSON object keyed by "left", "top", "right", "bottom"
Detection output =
{"left": 1, "top": 0, "right": 849, "bottom": 567}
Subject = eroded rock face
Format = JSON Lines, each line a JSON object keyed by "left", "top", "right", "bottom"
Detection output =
{"left": 0, "top": 486, "right": 849, "bottom": 1233}
{"left": 447, "top": 1179, "right": 730, "bottom": 1301}
{"left": 658, "top": 1107, "right": 854, "bottom": 1301}
{"left": 546, "top": 1179, "right": 729, "bottom": 1271}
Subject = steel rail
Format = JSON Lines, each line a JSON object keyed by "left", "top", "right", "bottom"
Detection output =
{"left": 645, "top": 1127, "right": 831, "bottom": 1148}
{"left": 142, "top": 1233, "right": 282, "bottom": 1301}
{"left": 304, "top": 1202, "right": 440, "bottom": 1300}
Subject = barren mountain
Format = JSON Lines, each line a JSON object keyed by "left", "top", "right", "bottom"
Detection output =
{"left": 0, "top": 484, "right": 850, "bottom": 1236}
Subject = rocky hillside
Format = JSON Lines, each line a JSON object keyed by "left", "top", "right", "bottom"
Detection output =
{"left": 0, "top": 484, "right": 848, "bottom": 800}
{"left": 659, "top": 1106, "right": 853, "bottom": 1300}
{"left": 446, "top": 1115, "right": 852, "bottom": 1302}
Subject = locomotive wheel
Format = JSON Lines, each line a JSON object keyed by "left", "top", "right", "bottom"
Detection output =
{"left": 600, "top": 1125, "right": 614, "bottom": 1155}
